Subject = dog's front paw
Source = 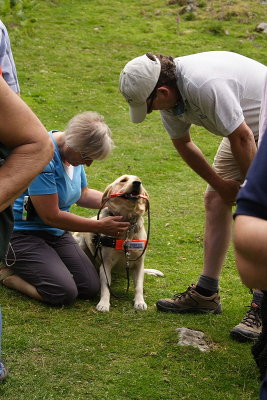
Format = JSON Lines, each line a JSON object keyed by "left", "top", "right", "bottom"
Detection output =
{"left": 96, "top": 301, "right": 110, "bottom": 312}
{"left": 134, "top": 301, "right": 147, "bottom": 311}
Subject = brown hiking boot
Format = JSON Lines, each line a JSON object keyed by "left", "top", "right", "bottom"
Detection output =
{"left": 156, "top": 285, "right": 222, "bottom": 314}
{"left": 230, "top": 303, "right": 262, "bottom": 342}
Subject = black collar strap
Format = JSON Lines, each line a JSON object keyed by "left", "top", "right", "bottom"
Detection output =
{"left": 93, "top": 235, "right": 147, "bottom": 251}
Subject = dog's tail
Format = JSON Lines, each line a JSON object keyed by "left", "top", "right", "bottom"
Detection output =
{"left": 144, "top": 269, "right": 164, "bottom": 277}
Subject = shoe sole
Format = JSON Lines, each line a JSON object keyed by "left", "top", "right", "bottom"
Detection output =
{"left": 230, "top": 330, "right": 260, "bottom": 342}
{"left": 156, "top": 303, "right": 222, "bottom": 314}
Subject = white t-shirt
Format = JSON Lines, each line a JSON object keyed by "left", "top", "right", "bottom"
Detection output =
{"left": 258, "top": 74, "right": 267, "bottom": 147}
{"left": 161, "top": 51, "right": 267, "bottom": 140}
{"left": 0, "top": 20, "right": 20, "bottom": 93}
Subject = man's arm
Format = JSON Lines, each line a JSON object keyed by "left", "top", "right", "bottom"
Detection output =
{"left": 172, "top": 134, "right": 240, "bottom": 203}
{"left": 0, "top": 77, "right": 53, "bottom": 211}
{"left": 227, "top": 121, "right": 257, "bottom": 178}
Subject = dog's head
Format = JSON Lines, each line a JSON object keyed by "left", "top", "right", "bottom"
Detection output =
{"left": 102, "top": 175, "right": 149, "bottom": 219}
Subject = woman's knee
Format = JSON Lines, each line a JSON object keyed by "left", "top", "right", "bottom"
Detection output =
{"left": 78, "top": 278, "right": 100, "bottom": 300}
{"left": 38, "top": 280, "right": 78, "bottom": 305}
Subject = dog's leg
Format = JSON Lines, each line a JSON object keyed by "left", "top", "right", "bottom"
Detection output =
{"left": 72, "top": 232, "right": 86, "bottom": 251}
{"left": 133, "top": 262, "right": 147, "bottom": 310}
{"left": 96, "top": 265, "right": 111, "bottom": 312}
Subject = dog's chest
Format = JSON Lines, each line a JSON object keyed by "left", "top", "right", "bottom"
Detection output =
{"left": 100, "top": 230, "right": 146, "bottom": 269}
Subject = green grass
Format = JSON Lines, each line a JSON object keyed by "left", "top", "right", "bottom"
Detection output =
{"left": 1, "top": 0, "right": 267, "bottom": 398}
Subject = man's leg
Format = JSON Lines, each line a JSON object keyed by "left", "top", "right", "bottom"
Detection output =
{"left": 231, "top": 215, "right": 267, "bottom": 342}
{"left": 202, "top": 191, "right": 232, "bottom": 277}
{"left": 230, "top": 289, "right": 263, "bottom": 342}
{"left": 156, "top": 190, "right": 231, "bottom": 313}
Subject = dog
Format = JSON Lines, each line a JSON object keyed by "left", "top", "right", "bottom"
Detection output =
{"left": 73, "top": 174, "right": 163, "bottom": 312}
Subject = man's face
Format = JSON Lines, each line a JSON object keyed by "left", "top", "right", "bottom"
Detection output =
{"left": 146, "top": 86, "right": 178, "bottom": 114}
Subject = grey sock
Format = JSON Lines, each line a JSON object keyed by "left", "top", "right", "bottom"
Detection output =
{"left": 197, "top": 274, "right": 219, "bottom": 293}
{"left": 253, "top": 291, "right": 264, "bottom": 307}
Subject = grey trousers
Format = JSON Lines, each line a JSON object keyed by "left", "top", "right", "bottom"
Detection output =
{"left": 6, "top": 231, "right": 100, "bottom": 305}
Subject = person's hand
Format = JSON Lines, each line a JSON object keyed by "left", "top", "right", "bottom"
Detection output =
{"left": 97, "top": 216, "right": 130, "bottom": 236}
{"left": 216, "top": 178, "right": 241, "bottom": 204}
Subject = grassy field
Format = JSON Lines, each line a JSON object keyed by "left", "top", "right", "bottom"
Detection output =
{"left": 1, "top": 0, "right": 267, "bottom": 399}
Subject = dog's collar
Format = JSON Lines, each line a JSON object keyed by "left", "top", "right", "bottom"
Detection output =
{"left": 93, "top": 235, "right": 147, "bottom": 251}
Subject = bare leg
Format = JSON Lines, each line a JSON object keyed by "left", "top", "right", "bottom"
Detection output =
{"left": 203, "top": 191, "right": 233, "bottom": 279}
{"left": 3, "top": 275, "right": 43, "bottom": 301}
{"left": 234, "top": 215, "right": 267, "bottom": 289}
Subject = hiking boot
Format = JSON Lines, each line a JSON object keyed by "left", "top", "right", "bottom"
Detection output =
{"left": 0, "top": 359, "right": 8, "bottom": 382}
{"left": 156, "top": 285, "right": 222, "bottom": 314}
{"left": 230, "top": 303, "right": 262, "bottom": 342}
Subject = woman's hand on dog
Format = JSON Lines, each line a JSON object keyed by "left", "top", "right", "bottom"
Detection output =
{"left": 97, "top": 216, "right": 130, "bottom": 236}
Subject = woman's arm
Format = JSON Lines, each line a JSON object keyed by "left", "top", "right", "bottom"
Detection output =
{"left": 76, "top": 187, "right": 103, "bottom": 209}
{"left": 30, "top": 193, "right": 129, "bottom": 236}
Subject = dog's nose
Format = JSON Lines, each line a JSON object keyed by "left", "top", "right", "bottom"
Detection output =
{"left": 132, "top": 181, "right": 141, "bottom": 188}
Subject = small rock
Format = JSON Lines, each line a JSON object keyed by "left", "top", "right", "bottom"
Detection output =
{"left": 255, "top": 22, "right": 267, "bottom": 33}
{"left": 176, "top": 327, "right": 212, "bottom": 352}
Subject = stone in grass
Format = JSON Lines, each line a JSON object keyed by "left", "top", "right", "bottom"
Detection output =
{"left": 255, "top": 23, "right": 267, "bottom": 33}
{"left": 176, "top": 327, "right": 212, "bottom": 352}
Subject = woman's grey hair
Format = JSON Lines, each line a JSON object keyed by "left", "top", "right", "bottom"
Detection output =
{"left": 65, "top": 111, "right": 114, "bottom": 160}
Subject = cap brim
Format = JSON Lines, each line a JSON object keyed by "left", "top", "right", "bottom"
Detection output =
{"left": 129, "top": 103, "right": 147, "bottom": 123}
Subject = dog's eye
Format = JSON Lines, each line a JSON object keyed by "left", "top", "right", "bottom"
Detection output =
{"left": 120, "top": 178, "right": 128, "bottom": 182}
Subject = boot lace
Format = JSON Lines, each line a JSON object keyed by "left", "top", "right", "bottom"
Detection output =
{"left": 242, "top": 304, "right": 261, "bottom": 328}
{"left": 173, "top": 285, "right": 195, "bottom": 300}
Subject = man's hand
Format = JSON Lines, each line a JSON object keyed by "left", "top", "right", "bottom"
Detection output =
{"left": 228, "top": 122, "right": 257, "bottom": 178}
{"left": 215, "top": 178, "right": 241, "bottom": 204}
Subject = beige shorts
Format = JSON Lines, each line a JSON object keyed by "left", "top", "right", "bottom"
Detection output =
{"left": 206, "top": 137, "right": 243, "bottom": 192}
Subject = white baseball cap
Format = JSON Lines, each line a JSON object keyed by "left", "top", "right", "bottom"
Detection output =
{"left": 119, "top": 54, "right": 161, "bottom": 123}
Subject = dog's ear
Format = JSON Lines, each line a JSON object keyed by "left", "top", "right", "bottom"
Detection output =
{"left": 102, "top": 184, "right": 112, "bottom": 205}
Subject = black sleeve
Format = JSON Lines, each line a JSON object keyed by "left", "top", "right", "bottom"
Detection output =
{"left": 234, "top": 128, "right": 267, "bottom": 220}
